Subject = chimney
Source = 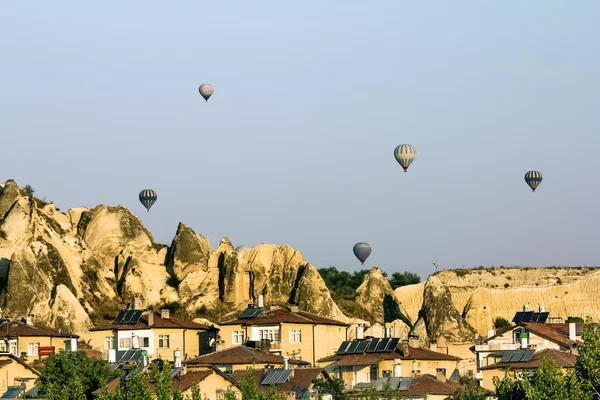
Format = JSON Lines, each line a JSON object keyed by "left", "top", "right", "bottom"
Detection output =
{"left": 356, "top": 325, "right": 364, "bottom": 340}
{"left": 523, "top": 304, "right": 530, "bottom": 311}
{"left": 436, "top": 368, "right": 447, "bottom": 382}
{"left": 260, "top": 338, "right": 271, "bottom": 353}
{"left": 26, "top": 314, "right": 34, "bottom": 326}
{"left": 283, "top": 356, "right": 289, "bottom": 370}
{"left": 569, "top": 323, "right": 576, "bottom": 341}
{"left": 174, "top": 348, "right": 182, "bottom": 368}
{"left": 258, "top": 295, "right": 264, "bottom": 308}
{"left": 401, "top": 340, "right": 410, "bottom": 357}
{"left": 132, "top": 297, "right": 139, "bottom": 311}
{"left": 520, "top": 330, "right": 528, "bottom": 349}
{"left": 488, "top": 329, "right": 495, "bottom": 338}
{"left": 393, "top": 359, "right": 402, "bottom": 377}
{"left": 147, "top": 312, "right": 154, "bottom": 327}
{"left": 161, "top": 309, "right": 170, "bottom": 320}
{"left": 539, "top": 304, "right": 545, "bottom": 313}
{"left": 429, "top": 340, "right": 437, "bottom": 353}
{"left": 290, "top": 305, "right": 299, "bottom": 313}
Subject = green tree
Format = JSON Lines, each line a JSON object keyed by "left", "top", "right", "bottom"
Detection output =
{"left": 448, "top": 377, "right": 488, "bottom": 400}
{"left": 311, "top": 377, "right": 347, "bottom": 400}
{"left": 37, "top": 351, "right": 120, "bottom": 400}
{"left": 574, "top": 324, "right": 600, "bottom": 397}
{"left": 389, "top": 271, "right": 421, "bottom": 289}
{"left": 493, "top": 317, "right": 510, "bottom": 329}
{"left": 566, "top": 316, "right": 585, "bottom": 323}
{"left": 240, "top": 373, "right": 262, "bottom": 400}
{"left": 23, "top": 184, "right": 35, "bottom": 195}
{"left": 152, "top": 361, "right": 177, "bottom": 400}
{"left": 264, "top": 385, "right": 286, "bottom": 400}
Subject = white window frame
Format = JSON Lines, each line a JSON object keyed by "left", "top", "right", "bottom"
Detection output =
{"left": 28, "top": 342, "right": 40, "bottom": 357}
{"left": 259, "top": 328, "right": 279, "bottom": 342}
{"left": 9, "top": 341, "right": 17, "bottom": 356}
{"left": 158, "top": 335, "right": 170, "bottom": 348}
{"left": 104, "top": 336, "right": 114, "bottom": 350}
{"left": 232, "top": 330, "right": 245, "bottom": 344}
{"left": 289, "top": 329, "right": 302, "bottom": 343}
{"left": 119, "top": 337, "right": 131, "bottom": 349}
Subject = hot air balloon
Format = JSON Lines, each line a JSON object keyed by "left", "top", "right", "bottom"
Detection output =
{"left": 353, "top": 242, "right": 371, "bottom": 265}
{"left": 524, "top": 171, "right": 543, "bottom": 192}
{"left": 139, "top": 189, "right": 157, "bottom": 212}
{"left": 235, "top": 245, "right": 251, "bottom": 253}
{"left": 394, "top": 144, "right": 416, "bottom": 172}
{"left": 199, "top": 83, "right": 214, "bottom": 102}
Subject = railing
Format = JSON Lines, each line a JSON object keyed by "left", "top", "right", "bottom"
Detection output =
{"left": 269, "top": 341, "right": 283, "bottom": 351}
{"left": 475, "top": 343, "right": 521, "bottom": 351}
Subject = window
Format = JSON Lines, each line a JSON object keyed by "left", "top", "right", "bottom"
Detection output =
{"left": 158, "top": 335, "right": 170, "bottom": 348}
{"left": 289, "top": 329, "right": 302, "bottom": 343}
{"left": 259, "top": 328, "right": 279, "bottom": 342}
{"left": 232, "top": 330, "right": 245, "bottom": 344}
{"left": 0, "top": 341, "right": 6, "bottom": 352}
{"left": 28, "top": 342, "right": 40, "bottom": 357}
{"left": 104, "top": 336, "right": 114, "bottom": 350}
{"left": 119, "top": 337, "right": 131, "bottom": 349}
{"left": 382, "top": 370, "right": 391, "bottom": 378}
{"left": 142, "top": 337, "right": 150, "bottom": 348}
{"left": 9, "top": 341, "right": 17, "bottom": 356}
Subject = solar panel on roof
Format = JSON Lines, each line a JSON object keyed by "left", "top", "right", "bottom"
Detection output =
{"left": 337, "top": 341, "right": 350, "bottom": 354}
{"left": 346, "top": 341, "right": 361, "bottom": 354}
{"left": 522, "top": 311, "right": 534, "bottom": 323}
{"left": 366, "top": 339, "right": 380, "bottom": 353}
{"left": 275, "top": 369, "right": 293, "bottom": 384}
{"left": 130, "top": 310, "right": 143, "bottom": 324}
{"left": 500, "top": 350, "right": 515, "bottom": 363}
{"left": 530, "top": 313, "right": 540, "bottom": 323}
{"left": 385, "top": 338, "right": 400, "bottom": 352}
{"left": 376, "top": 337, "right": 391, "bottom": 352}
{"left": 114, "top": 310, "right": 127, "bottom": 324}
{"left": 512, "top": 312, "right": 524, "bottom": 323}
{"left": 398, "top": 378, "right": 412, "bottom": 391}
{"left": 537, "top": 312, "right": 549, "bottom": 324}
{"left": 509, "top": 350, "right": 525, "bottom": 362}
{"left": 171, "top": 368, "right": 182, "bottom": 378}
{"left": 521, "top": 349, "right": 535, "bottom": 362}
{"left": 356, "top": 340, "right": 370, "bottom": 354}
{"left": 238, "top": 308, "right": 254, "bottom": 319}
{"left": 270, "top": 370, "right": 287, "bottom": 385}
{"left": 124, "top": 311, "right": 137, "bottom": 324}
{"left": 261, "top": 370, "right": 277, "bottom": 385}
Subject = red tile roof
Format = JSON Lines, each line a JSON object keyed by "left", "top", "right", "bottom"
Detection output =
{"left": 186, "top": 345, "right": 310, "bottom": 366}
{"left": 0, "top": 319, "right": 78, "bottom": 338}
{"left": 480, "top": 349, "right": 577, "bottom": 370}
{"left": 229, "top": 368, "right": 327, "bottom": 398}
{"left": 521, "top": 323, "right": 580, "bottom": 347}
{"left": 91, "top": 312, "right": 218, "bottom": 332}
{"left": 400, "top": 374, "right": 462, "bottom": 396}
{"left": 319, "top": 344, "right": 460, "bottom": 365}
{"left": 220, "top": 307, "right": 349, "bottom": 327}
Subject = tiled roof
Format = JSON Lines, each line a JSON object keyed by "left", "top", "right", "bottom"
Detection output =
{"left": 186, "top": 345, "right": 310, "bottom": 366}
{"left": 220, "top": 307, "right": 349, "bottom": 327}
{"left": 91, "top": 312, "right": 218, "bottom": 332}
{"left": 546, "top": 323, "right": 596, "bottom": 338}
{"left": 0, "top": 319, "right": 78, "bottom": 338}
{"left": 318, "top": 344, "right": 460, "bottom": 365}
{"left": 400, "top": 374, "right": 462, "bottom": 396}
{"left": 481, "top": 349, "right": 577, "bottom": 371}
{"left": 230, "top": 368, "right": 326, "bottom": 397}
{"left": 521, "top": 323, "right": 580, "bottom": 347}
{"left": 0, "top": 354, "right": 41, "bottom": 376}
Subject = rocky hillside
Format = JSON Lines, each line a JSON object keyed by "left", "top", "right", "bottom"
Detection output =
{"left": 0, "top": 180, "right": 597, "bottom": 344}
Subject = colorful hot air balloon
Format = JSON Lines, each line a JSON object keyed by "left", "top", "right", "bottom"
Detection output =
{"left": 139, "top": 189, "right": 157, "bottom": 212}
{"left": 199, "top": 83, "right": 214, "bottom": 102}
{"left": 353, "top": 242, "right": 371, "bottom": 265}
{"left": 394, "top": 144, "right": 416, "bottom": 172}
{"left": 524, "top": 171, "right": 543, "bottom": 192}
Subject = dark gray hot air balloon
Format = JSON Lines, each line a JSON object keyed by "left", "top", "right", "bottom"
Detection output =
{"left": 353, "top": 242, "right": 371, "bottom": 265}
{"left": 524, "top": 171, "right": 543, "bottom": 192}
{"left": 139, "top": 189, "right": 157, "bottom": 212}
{"left": 199, "top": 83, "right": 214, "bottom": 102}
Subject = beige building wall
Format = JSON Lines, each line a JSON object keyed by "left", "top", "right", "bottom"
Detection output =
{"left": 0, "top": 357, "right": 39, "bottom": 394}
{"left": 180, "top": 373, "right": 241, "bottom": 400}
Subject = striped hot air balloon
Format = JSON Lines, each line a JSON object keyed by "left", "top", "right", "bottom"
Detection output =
{"left": 353, "top": 242, "right": 371, "bottom": 265}
{"left": 524, "top": 171, "right": 543, "bottom": 192}
{"left": 394, "top": 144, "right": 416, "bottom": 172}
{"left": 139, "top": 189, "right": 157, "bottom": 211}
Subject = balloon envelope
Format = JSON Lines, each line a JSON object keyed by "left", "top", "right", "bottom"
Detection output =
{"left": 394, "top": 144, "right": 416, "bottom": 172}
{"left": 524, "top": 171, "right": 543, "bottom": 192}
{"left": 139, "top": 189, "right": 157, "bottom": 212}
{"left": 235, "top": 245, "right": 251, "bottom": 252}
{"left": 199, "top": 83, "right": 214, "bottom": 101}
{"left": 353, "top": 242, "right": 371, "bottom": 265}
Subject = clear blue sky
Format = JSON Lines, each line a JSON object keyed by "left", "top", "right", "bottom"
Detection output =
{"left": 1, "top": 2, "right": 599, "bottom": 278}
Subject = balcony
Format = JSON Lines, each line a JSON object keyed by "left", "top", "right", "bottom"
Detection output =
{"left": 475, "top": 340, "right": 521, "bottom": 352}
{"left": 269, "top": 341, "right": 283, "bottom": 351}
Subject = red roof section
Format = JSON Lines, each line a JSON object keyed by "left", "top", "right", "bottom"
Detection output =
{"left": 481, "top": 349, "right": 577, "bottom": 370}
{"left": 186, "top": 345, "right": 310, "bottom": 366}
{"left": 91, "top": 312, "right": 218, "bottom": 332}
{"left": 229, "top": 368, "right": 326, "bottom": 397}
{"left": 220, "top": 307, "right": 349, "bottom": 327}
{"left": 319, "top": 344, "right": 460, "bottom": 365}
{"left": 0, "top": 319, "right": 78, "bottom": 338}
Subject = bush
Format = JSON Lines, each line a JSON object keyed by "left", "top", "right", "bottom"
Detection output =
{"left": 494, "top": 317, "right": 510, "bottom": 329}
{"left": 566, "top": 316, "right": 585, "bottom": 323}
{"left": 389, "top": 271, "right": 421, "bottom": 289}
{"left": 504, "top": 283, "right": 510, "bottom": 288}
{"left": 23, "top": 184, "right": 35, "bottom": 195}
{"left": 455, "top": 269, "right": 470, "bottom": 277}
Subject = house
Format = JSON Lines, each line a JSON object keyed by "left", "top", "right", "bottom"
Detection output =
{"left": 95, "top": 365, "right": 241, "bottom": 400}
{"left": 229, "top": 367, "right": 329, "bottom": 400}
{"left": 471, "top": 309, "right": 581, "bottom": 382}
{"left": 479, "top": 349, "right": 577, "bottom": 391}
{"left": 88, "top": 308, "right": 219, "bottom": 362}
{"left": 318, "top": 337, "right": 461, "bottom": 390}
{"left": 347, "top": 373, "right": 466, "bottom": 400}
{"left": 218, "top": 295, "right": 349, "bottom": 366}
{"left": 0, "top": 353, "right": 40, "bottom": 398}
{"left": 185, "top": 344, "right": 310, "bottom": 375}
{"left": 0, "top": 315, "right": 79, "bottom": 358}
